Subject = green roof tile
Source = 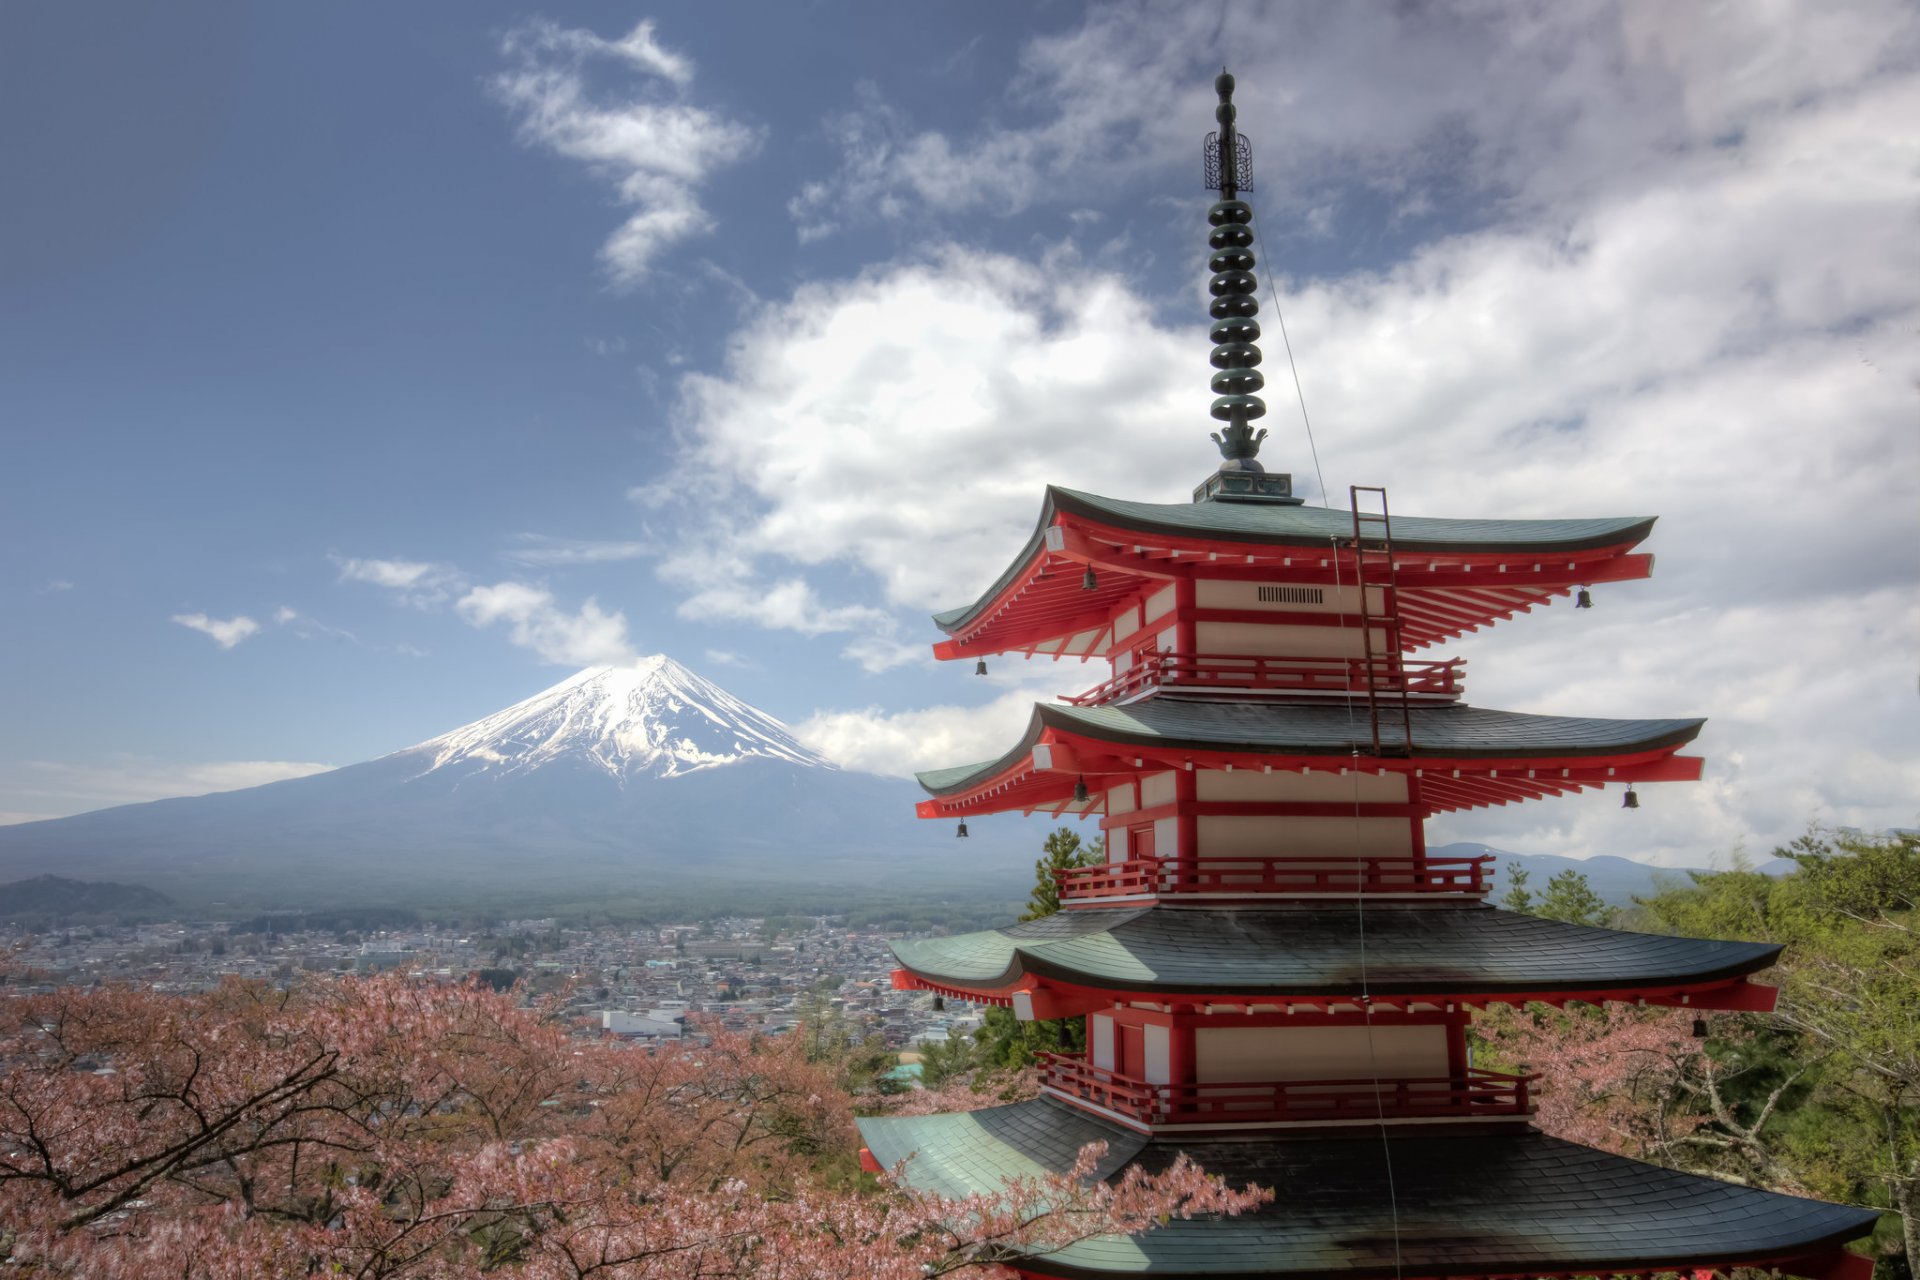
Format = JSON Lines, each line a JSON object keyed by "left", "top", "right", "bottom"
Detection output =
{"left": 933, "top": 487, "right": 1656, "bottom": 633}
{"left": 891, "top": 903, "right": 1780, "bottom": 996}
{"left": 858, "top": 1099, "right": 1877, "bottom": 1277}
{"left": 915, "top": 700, "right": 1704, "bottom": 795}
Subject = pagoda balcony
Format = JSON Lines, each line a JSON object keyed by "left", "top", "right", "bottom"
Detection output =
{"left": 1062, "top": 652, "right": 1466, "bottom": 707}
{"left": 1056, "top": 853, "right": 1493, "bottom": 905}
{"left": 1038, "top": 1053, "right": 1537, "bottom": 1131}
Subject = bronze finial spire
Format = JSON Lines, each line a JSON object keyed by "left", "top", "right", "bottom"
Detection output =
{"left": 1194, "top": 71, "right": 1301, "bottom": 505}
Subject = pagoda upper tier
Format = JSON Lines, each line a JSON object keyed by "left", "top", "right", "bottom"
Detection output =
{"left": 915, "top": 700, "right": 1704, "bottom": 819}
{"left": 931, "top": 486, "right": 1656, "bottom": 660}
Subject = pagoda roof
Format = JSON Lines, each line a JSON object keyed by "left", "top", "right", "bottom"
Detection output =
{"left": 931, "top": 487, "right": 1658, "bottom": 656}
{"left": 857, "top": 1098, "right": 1877, "bottom": 1279}
{"left": 889, "top": 903, "right": 1778, "bottom": 1004}
{"left": 915, "top": 699, "right": 1704, "bottom": 816}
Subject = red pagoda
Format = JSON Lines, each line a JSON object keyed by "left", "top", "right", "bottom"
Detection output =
{"left": 856, "top": 74, "right": 1878, "bottom": 1280}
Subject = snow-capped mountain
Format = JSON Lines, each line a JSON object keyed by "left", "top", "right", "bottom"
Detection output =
{"left": 0, "top": 658, "right": 1030, "bottom": 910}
{"left": 399, "top": 657, "right": 830, "bottom": 782}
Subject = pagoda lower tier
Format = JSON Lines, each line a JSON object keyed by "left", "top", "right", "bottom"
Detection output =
{"left": 858, "top": 1100, "right": 1879, "bottom": 1280}
{"left": 888, "top": 902, "right": 1782, "bottom": 1018}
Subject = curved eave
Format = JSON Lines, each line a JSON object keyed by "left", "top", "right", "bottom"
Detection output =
{"left": 915, "top": 702, "right": 1705, "bottom": 818}
{"left": 858, "top": 1102, "right": 1879, "bottom": 1280}
{"left": 887, "top": 904, "right": 1782, "bottom": 1008}
{"left": 930, "top": 487, "right": 1659, "bottom": 658}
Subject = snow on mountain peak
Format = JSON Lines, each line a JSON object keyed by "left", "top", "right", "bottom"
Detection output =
{"left": 395, "top": 655, "right": 833, "bottom": 782}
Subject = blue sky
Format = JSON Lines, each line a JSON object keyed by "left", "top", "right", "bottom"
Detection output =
{"left": 4, "top": 2, "right": 1916, "bottom": 864}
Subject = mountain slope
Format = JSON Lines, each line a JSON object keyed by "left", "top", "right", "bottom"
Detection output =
{"left": 0, "top": 658, "right": 1027, "bottom": 909}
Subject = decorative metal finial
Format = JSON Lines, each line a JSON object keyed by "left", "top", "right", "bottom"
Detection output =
{"left": 1206, "top": 73, "right": 1264, "bottom": 461}
{"left": 1192, "top": 70, "right": 1294, "bottom": 507}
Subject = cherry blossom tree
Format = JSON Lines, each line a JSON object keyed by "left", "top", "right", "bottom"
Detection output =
{"left": 0, "top": 967, "right": 1263, "bottom": 1278}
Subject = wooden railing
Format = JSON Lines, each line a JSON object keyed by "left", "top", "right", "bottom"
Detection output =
{"left": 1056, "top": 854, "right": 1492, "bottom": 902}
{"left": 1064, "top": 652, "right": 1465, "bottom": 707}
{"left": 1039, "top": 1054, "right": 1536, "bottom": 1127}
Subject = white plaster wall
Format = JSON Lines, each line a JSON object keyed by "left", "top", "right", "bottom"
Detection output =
{"left": 1140, "top": 772, "right": 1177, "bottom": 808}
{"left": 1144, "top": 585, "right": 1176, "bottom": 621}
{"left": 1112, "top": 605, "right": 1141, "bottom": 642}
{"left": 1196, "top": 769, "right": 1408, "bottom": 803}
{"left": 1153, "top": 816, "right": 1179, "bottom": 853}
{"left": 1198, "top": 814, "right": 1412, "bottom": 857}
{"left": 1195, "top": 1025, "right": 1448, "bottom": 1082}
{"left": 1091, "top": 1014, "right": 1116, "bottom": 1070}
{"left": 1195, "top": 621, "right": 1377, "bottom": 658}
{"left": 1107, "top": 785, "right": 1137, "bottom": 815}
{"left": 1143, "top": 1025, "right": 1171, "bottom": 1084}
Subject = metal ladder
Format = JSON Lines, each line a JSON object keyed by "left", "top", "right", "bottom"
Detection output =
{"left": 1348, "top": 485, "right": 1413, "bottom": 757}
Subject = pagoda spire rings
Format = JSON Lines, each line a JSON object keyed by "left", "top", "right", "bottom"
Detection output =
{"left": 1196, "top": 75, "right": 1298, "bottom": 504}
{"left": 1205, "top": 72, "right": 1267, "bottom": 466}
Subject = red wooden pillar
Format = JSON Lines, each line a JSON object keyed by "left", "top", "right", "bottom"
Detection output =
{"left": 1175, "top": 766, "right": 1198, "bottom": 860}
{"left": 1167, "top": 1010, "right": 1196, "bottom": 1088}
{"left": 1174, "top": 573, "right": 1197, "bottom": 656}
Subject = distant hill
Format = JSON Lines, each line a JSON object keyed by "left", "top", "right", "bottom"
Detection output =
{"left": 0, "top": 875, "right": 175, "bottom": 921}
{"left": 1433, "top": 842, "right": 1790, "bottom": 908}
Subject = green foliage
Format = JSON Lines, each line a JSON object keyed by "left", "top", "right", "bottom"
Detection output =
{"left": 1020, "top": 827, "right": 1105, "bottom": 922}
{"left": 472, "top": 967, "right": 520, "bottom": 992}
{"left": 917, "top": 1027, "right": 983, "bottom": 1089}
{"left": 1537, "top": 868, "right": 1611, "bottom": 926}
{"left": 973, "top": 1004, "right": 1085, "bottom": 1069}
{"left": 1624, "top": 829, "right": 1920, "bottom": 1261}
{"left": 1500, "top": 865, "right": 1534, "bottom": 913}
{"left": 1500, "top": 863, "right": 1609, "bottom": 925}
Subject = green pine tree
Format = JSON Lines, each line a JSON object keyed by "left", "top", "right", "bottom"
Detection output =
{"left": 1020, "top": 827, "right": 1105, "bottom": 921}
{"left": 1501, "top": 864, "right": 1535, "bottom": 913}
{"left": 1537, "top": 868, "right": 1611, "bottom": 926}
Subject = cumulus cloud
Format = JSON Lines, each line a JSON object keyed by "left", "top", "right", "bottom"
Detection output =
{"left": 791, "top": 2, "right": 1919, "bottom": 239}
{"left": 660, "top": 14, "right": 1920, "bottom": 860}
{"left": 493, "top": 18, "right": 761, "bottom": 285}
{"left": 171, "top": 612, "right": 260, "bottom": 650}
{"left": 455, "top": 581, "right": 635, "bottom": 666}
{"left": 794, "top": 685, "right": 1054, "bottom": 778}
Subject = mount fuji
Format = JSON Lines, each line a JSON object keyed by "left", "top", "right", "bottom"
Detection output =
{"left": 0, "top": 657, "right": 1028, "bottom": 910}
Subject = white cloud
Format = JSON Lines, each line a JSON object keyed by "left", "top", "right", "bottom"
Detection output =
{"left": 493, "top": 18, "right": 761, "bottom": 285}
{"left": 5, "top": 757, "right": 336, "bottom": 819}
{"left": 39, "top": 579, "right": 74, "bottom": 593}
{"left": 795, "top": 685, "right": 1052, "bottom": 778}
{"left": 667, "top": 26, "right": 1920, "bottom": 861}
{"left": 455, "top": 581, "right": 635, "bottom": 666}
{"left": 272, "top": 606, "right": 358, "bottom": 644}
{"left": 661, "top": 245, "right": 1197, "bottom": 617}
{"left": 502, "top": 534, "right": 651, "bottom": 566}
{"left": 503, "top": 17, "right": 693, "bottom": 86}
{"left": 333, "top": 555, "right": 463, "bottom": 607}
{"left": 171, "top": 612, "right": 260, "bottom": 650}
{"left": 791, "top": 2, "right": 1919, "bottom": 238}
